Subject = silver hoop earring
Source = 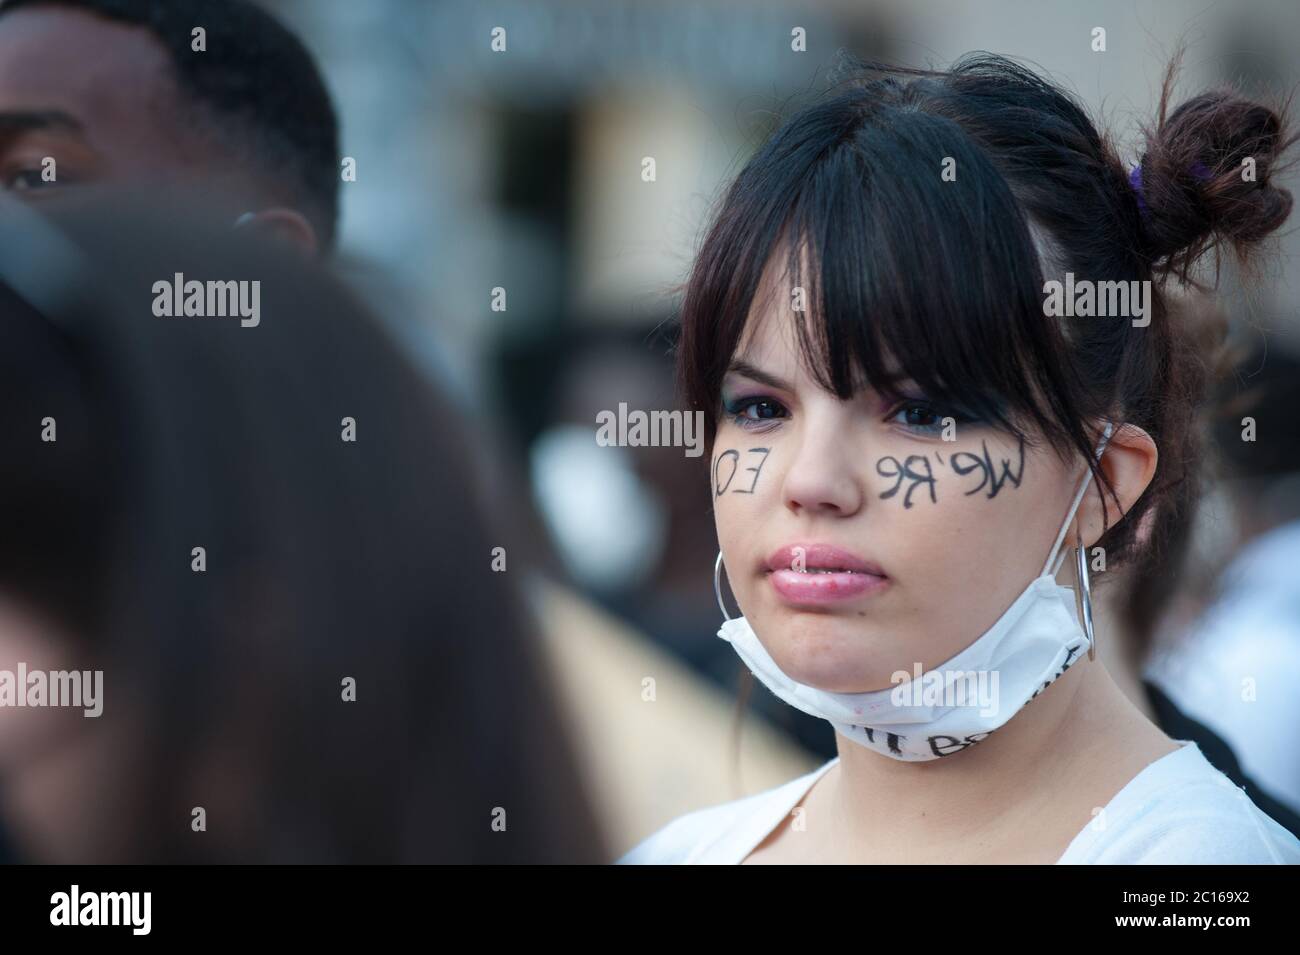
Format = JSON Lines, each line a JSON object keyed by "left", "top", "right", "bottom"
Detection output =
{"left": 714, "top": 550, "right": 737, "bottom": 622}
{"left": 1074, "top": 528, "right": 1096, "bottom": 662}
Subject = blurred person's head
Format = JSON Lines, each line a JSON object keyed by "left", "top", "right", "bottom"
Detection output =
{"left": 0, "top": 0, "right": 339, "bottom": 254}
{"left": 1209, "top": 338, "right": 1300, "bottom": 533}
{"left": 1122, "top": 332, "right": 1300, "bottom": 655}
{"left": 0, "top": 194, "right": 605, "bottom": 862}
{"left": 678, "top": 52, "right": 1293, "bottom": 702}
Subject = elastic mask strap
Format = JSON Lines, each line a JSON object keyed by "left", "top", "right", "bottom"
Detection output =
{"left": 1040, "top": 422, "right": 1115, "bottom": 578}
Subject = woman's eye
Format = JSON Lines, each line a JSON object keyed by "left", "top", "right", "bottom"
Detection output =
{"left": 723, "top": 396, "right": 788, "bottom": 430}
{"left": 888, "top": 400, "right": 975, "bottom": 435}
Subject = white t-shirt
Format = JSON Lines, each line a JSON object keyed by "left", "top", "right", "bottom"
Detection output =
{"left": 618, "top": 740, "right": 1300, "bottom": 864}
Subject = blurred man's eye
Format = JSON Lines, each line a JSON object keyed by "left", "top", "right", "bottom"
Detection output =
{"left": 3, "top": 167, "right": 61, "bottom": 192}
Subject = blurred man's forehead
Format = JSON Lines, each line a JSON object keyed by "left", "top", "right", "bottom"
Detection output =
{"left": 0, "top": 6, "right": 180, "bottom": 138}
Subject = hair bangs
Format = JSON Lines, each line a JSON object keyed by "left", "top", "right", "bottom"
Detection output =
{"left": 681, "top": 91, "right": 1078, "bottom": 453}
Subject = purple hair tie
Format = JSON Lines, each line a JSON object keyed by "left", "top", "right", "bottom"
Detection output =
{"left": 1128, "top": 164, "right": 1149, "bottom": 217}
{"left": 1129, "top": 160, "right": 1215, "bottom": 218}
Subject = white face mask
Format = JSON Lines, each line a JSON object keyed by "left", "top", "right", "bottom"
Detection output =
{"left": 717, "top": 422, "right": 1115, "bottom": 762}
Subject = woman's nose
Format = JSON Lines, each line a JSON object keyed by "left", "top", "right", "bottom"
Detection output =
{"left": 780, "top": 418, "right": 866, "bottom": 517}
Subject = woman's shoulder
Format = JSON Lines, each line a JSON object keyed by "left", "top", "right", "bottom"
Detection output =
{"left": 617, "top": 759, "right": 836, "bottom": 865}
{"left": 1060, "top": 741, "right": 1300, "bottom": 864}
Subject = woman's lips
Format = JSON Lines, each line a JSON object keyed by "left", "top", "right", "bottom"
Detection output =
{"left": 768, "top": 569, "right": 891, "bottom": 604}
{"left": 764, "top": 543, "right": 890, "bottom": 606}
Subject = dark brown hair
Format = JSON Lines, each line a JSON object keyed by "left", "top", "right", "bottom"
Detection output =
{"left": 0, "top": 195, "right": 606, "bottom": 863}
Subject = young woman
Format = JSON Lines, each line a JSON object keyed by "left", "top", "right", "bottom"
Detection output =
{"left": 620, "top": 52, "right": 1300, "bottom": 864}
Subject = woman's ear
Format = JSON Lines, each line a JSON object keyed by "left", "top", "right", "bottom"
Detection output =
{"left": 1075, "top": 422, "right": 1158, "bottom": 548}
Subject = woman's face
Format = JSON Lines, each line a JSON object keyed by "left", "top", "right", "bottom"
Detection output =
{"left": 712, "top": 267, "right": 1090, "bottom": 693}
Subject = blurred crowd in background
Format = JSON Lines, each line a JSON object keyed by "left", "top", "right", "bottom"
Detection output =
{"left": 0, "top": 0, "right": 1297, "bottom": 862}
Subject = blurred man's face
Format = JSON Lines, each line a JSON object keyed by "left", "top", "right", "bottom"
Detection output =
{"left": 0, "top": 6, "right": 324, "bottom": 252}
{"left": 0, "top": 7, "right": 228, "bottom": 202}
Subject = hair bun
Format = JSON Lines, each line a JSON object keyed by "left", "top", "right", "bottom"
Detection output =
{"left": 1134, "top": 83, "right": 1295, "bottom": 280}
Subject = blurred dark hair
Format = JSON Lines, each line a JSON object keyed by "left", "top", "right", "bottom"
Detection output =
{"left": 1209, "top": 339, "right": 1300, "bottom": 480}
{"left": 1122, "top": 329, "right": 1300, "bottom": 651}
{"left": 677, "top": 48, "right": 1295, "bottom": 582}
{"left": 0, "top": 195, "right": 605, "bottom": 863}
{"left": 0, "top": 0, "right": 341, "bottom": 246}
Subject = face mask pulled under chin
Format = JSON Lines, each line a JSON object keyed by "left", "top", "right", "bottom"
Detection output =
{"left": 716, "top": 422, "right": 1114, "bottom": 762}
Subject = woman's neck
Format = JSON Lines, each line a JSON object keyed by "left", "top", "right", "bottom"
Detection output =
{"left": 824, "top": 657, "right": 1176, "bottom": 859}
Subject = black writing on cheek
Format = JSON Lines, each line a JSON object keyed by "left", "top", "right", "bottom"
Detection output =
{"left": 877, "top": 454, "right": 938, "bottom": 508}
{"left": 988, "top": 436, "right": 1027, "bottom": 497}
{"left": 877, "top": 455, "right": 902, "bottom": 499}
{"left": 733, "top": 447, "right": 770, "bottom": 494}
{"left": 713, "top": 449, "right": 739, "bottom": 498}
{"left": 903, "top": 455, "right": 938, "bottom": 507}
{"left": 949, "top": 449, "right": 982, "bottom": 493}
{"left": 950, "top": 435, "right": 1026, "bottom": 499}
{"left": 949, "top": 449, "right": 984, "bottom": 494}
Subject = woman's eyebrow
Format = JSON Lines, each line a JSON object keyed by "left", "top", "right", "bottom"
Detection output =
{"left": 725, "top": 360, "right": 791, "bottom": 391}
